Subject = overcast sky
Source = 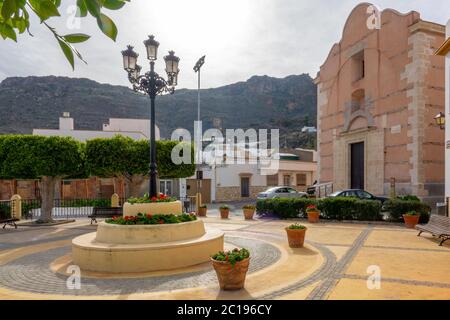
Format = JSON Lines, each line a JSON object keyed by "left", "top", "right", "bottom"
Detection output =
{"left": 0, "top": 0, "right": 448, "bottom": 89}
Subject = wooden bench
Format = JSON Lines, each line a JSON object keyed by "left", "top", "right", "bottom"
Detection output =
{"left": 88, "top": 207, "right": 123, "bottom": 224}
{"left": 1, "top": 218, "right": 19, "bottom": 229}
{"left": 416, "top": 215, "right": 450, "bottom": 246}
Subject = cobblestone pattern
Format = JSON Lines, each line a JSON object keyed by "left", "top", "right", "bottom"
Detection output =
{"left": 0, "top": 236, "right": 281, "bottom": 296}
{"left": 340, "top": 274, "right": 450, "bottom": 289}
{"left": 306, "top": 226, "right": 374, "bottom": 300}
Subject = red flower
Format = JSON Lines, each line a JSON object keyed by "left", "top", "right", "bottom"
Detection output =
{"left": 151, "top": 197, "right": 158, "bottom": 202}
{"left": 225, "top": 255, "right": 229, "bottom": 261}
{"left": 146, "top": 214, "right": 153, "bottom": 219}
{"left": 159, "top": 220, "right": 165, "bottom": 224}
{"left": 307, "top": 205, "right": 316, "bottom": 209}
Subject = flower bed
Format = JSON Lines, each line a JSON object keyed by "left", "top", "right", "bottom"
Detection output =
{"left": 106, "top": 213, "right": 197, "bottom": 225}
{"left": 127, "top": 193, "right": 175, "bottom": 204}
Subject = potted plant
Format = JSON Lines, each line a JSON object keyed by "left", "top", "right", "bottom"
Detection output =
{"left": 198, "top": 204, "right": 207, "bottom": 217}
{"left": 242, "top": 205, "right": 256, "bottom": 220}
{"left": 403, "top": 211, "right": 420, "bottom": 228}
{"left": 306, "top": 204, "right": 320, "bottom": 223}
{"left": 285, "top": 224, "right": 307, "bottom": 248}
{"left": 211, "top": 248, "right": 250, "bottom": 291}
{"left": 220, "top": 205, "right": 230, "bottom": 219}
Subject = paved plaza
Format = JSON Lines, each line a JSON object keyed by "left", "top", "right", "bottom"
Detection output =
{"left": 0, "top": 214, "right": 449, "bottom": 300}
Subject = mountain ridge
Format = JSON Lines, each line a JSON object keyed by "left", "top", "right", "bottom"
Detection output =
{"left": 0, "top": 74, "right": 317, "bottom": 148}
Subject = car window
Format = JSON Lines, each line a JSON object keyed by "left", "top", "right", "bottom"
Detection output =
{"left": 357, "top": 191, "right": 372, "bottom": 199}
{"left": 275, "top": 188, "right": 286, "bottom": 193}
{"left": 287, "top": 188, "right": 297, "bottom": 193}
{"left": 346, "top": 191, "right": 357, "bottom": 197}
{"left": 330, "top": 191, "right": 342, "bottom": 197}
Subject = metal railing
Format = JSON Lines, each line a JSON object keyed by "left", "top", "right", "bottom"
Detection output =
{"left": 307, "top": 182, "right": 334, "bottom": 199}
{"left": 0, "top": 199, "right": 14, "bottom": 220}
{"left": 21, "top": 196, "right": 194, "bottom": 220}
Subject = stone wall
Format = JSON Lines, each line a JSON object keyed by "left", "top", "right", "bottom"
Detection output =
{"left": 215, "top": 186, "right": 267, "bottom": 202}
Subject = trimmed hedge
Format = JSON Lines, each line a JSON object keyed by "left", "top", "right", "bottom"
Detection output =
{"left": 257, "top": 198, "right": 316, "bottom": 219}
{"left": 318, "top": 197, "right": 382, "bottom": 221}
{"left": 383, "top": 198, "right": 430, "bottom": 223}
{"left": 257, "top": 197, "right": 382, "bottom": 221}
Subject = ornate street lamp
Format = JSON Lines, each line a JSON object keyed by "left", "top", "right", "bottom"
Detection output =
{"left": 434, "top": 112, "right": 446, "bottom": 130}
{"left": 122, "top": 35, "right": 180, "bottom": 197}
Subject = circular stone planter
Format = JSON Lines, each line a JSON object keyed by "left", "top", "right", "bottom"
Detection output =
{"left": 72, "top": 228, "right": 224, "bottom": 273}
{"left": 72, "top": 201, "right": 224, "bottom": 273}
{"left": 123, "top": 201, "right": 183, "bottom": 217}
{"left": 95, "top": 220, "right": 206, "bottom": 244}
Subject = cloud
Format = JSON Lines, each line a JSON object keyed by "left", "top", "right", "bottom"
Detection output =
{"left": 0, "top": 0, "right": 447, "bottom": 89}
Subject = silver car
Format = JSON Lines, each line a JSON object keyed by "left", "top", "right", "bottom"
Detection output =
{"left": 257, "top": 187, "right": 308, "bottom": 200}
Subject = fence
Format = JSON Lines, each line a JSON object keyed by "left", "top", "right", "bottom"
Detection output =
{"left": 21, "top": 196, "right": 195, "bottom": 220}
{"left": 0, "top": 199, "right": 15, "bottom": 220}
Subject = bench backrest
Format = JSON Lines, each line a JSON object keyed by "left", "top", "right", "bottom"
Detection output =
{"left": 429, "top": 215, "right": 450, "bottom": 230}
{"left": 93, "top": 207, "right": 123, "bottom": 215}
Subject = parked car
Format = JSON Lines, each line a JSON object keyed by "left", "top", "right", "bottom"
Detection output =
{"left": 257, "top": 187, "right": 308, "bottom": 200}
{"left": 328, "top": 189, "right": 388, "bottom": 204}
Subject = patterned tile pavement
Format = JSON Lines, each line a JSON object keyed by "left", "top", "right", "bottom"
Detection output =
{"left": 0, "top": 217, "right": 449, "bottom": 300}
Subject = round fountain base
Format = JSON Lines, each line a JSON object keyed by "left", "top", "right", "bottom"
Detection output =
{"left": 72, "top": 227, "right": 224, "bottom": 273}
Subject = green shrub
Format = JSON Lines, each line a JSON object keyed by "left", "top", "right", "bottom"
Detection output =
{"left": 353, "top": 200, "right": 383, "bottom": 221}
{"left": 383, "top": 199, "right": 430, "bottom": 223}
{"left": 287, "top": 223, "right": 306, "bottom": 230}
{"left": 257, "top": 198, "right": 317, "bottom": 219}
{"left": 211, "top": 248, "right": 250, "bottom": 266}
{"left": 397, "top": 195, "right": 421, "bottom": 202}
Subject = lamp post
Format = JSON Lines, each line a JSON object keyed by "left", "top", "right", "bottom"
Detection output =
{"left": 435, "top": 112, "right": 446, "bottom": 130}
{"left": 193, "top": 56, "right": 205, "bottom": 210}
{"left": 122, "top": 36, "right": 180, "bottom": 197}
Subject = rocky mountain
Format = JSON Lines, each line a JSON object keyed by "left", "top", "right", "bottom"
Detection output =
{"left": 0, "top": 74, "right": 317, "bottom": 148}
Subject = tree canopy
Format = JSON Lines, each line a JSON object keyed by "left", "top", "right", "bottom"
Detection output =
{"left": 85, "top": 136, "right": 195, "bottom": 179}
{"left": 0, "top": 134, "right": 83, "bottom": 179}
{"left": 0, "top": 0, "right": 130, "bottom": 69}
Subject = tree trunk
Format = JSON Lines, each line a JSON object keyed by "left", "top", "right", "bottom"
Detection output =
{"left": 129, "top": 175, "right": 146, "bottom": 198}
{"left": 39, "top": 176, "right": 56, "bottom": 223}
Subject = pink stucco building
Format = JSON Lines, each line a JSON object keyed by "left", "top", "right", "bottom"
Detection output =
{"left": 315, "top": 3, "right": 446, "bottom": 207}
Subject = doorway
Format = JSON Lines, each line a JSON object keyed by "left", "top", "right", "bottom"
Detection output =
{"left": 241, "top": 177, "right": 250, "bottom": 198}
{"left": 350, "top": 142, "right": 365, "bottom": 190}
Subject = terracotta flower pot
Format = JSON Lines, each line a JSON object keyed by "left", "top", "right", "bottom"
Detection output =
{"left": 198, "top": 207, "right": 207, "bottom": 217}
{"left": 220, "top": 208, "right": 230, "bottom": 219}
{"left": 307, "top": 210, "right": 320, "bottom": 223}
{"left": 243, "top": 209, "right": 255, "bottom": 220}
{"left": 285, "top": 227, "right": 307, "bottom": 248}
{"left": 211, "top": 258, "right": 250, "bottom": 291}
{"left": 403, "top": 214, "right": 420, "bottom": 229}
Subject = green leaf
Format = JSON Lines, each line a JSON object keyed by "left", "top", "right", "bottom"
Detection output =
{"left": 76, "top": 0, "right": 87, "bottom": 17}
{"left": 1, "top": 0, "right": 16, "bottom": 19}
{"left": 63, "top": 33, "right": 90, "bottom": 43}
{"left": 29, "top": 0, "right": 60, "bottom": 21}
{"left": 0, "top": 22, "right": 17, "bottom": 41}
{"left": 97, "top": 13, "right": 117, "bottom": 41}
{"left": 102, "top": 0, "right": 126, "bottom": 10}
{"left": 57, "top": 38, "right": 75, "bottom": 70}
{"left": 85, "top": 0, "right": 101, "bottom": 18}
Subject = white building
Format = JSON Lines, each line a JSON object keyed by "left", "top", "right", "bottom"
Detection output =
{"left": 32, "top": 113, "right": 186, "bottom": 199}
{"left": 33, "top": 113, "right": 160, "bottom": 142}
{"left": 186, "top": 145, "right": 317, "bottom": 203}
{"left": 437, "top": 20, "right": 450, "bottom": 216}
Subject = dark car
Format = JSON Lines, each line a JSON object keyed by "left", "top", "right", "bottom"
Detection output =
{"left": 328, "top": 189, "right": 388, "bottom": 204}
